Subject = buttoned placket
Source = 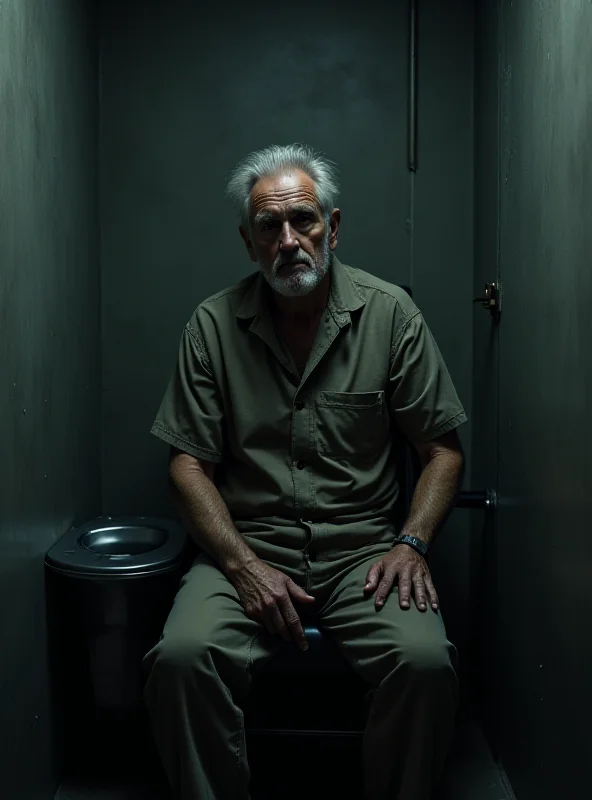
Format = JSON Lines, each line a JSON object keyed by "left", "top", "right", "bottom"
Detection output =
{"left": 290, "top": 306, "right": 351, "bottom": 516}
{"left": 247, "top": 298, "right": 353, "bottom": 564}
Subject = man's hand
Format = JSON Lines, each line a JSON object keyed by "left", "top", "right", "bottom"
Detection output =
{"left": 364, "top": 544, "right": 439, "bottom": 612}
{"left": 229, "top": 558, "right": 315, "bottom": 650}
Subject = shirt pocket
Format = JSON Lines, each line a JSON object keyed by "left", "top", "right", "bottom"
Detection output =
{"left": 315, "top": 390, "right": 389, "bottom": 460}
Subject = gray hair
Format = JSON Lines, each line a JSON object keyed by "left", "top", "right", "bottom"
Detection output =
{"left": 226, "top": 143, "right": 339, "bottom": 227}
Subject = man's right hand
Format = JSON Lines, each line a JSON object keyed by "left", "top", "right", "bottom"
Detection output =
{"left": 228, "top": 558, "right": 315, "bottom": 651}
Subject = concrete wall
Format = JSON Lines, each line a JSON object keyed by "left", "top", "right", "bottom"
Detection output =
{"left": 0, "top": 1, "right": 100, "bottom": 797}
{"left": 474, "top": 1, "right": 592, "bottom": 796}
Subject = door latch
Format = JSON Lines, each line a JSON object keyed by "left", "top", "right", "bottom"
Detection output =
{"left": 473, "top": 282, "right": 502, "bottom": 317}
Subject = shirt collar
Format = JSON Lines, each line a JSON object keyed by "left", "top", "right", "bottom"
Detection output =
{"left": 235, "top": 254, "right": 366, "bottom": 321}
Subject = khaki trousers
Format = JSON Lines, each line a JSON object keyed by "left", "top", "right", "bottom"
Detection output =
{"left": 143, "top": 542, "right": 458, "bottom": 800}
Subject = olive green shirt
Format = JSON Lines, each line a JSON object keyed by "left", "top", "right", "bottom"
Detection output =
{"left": 151, "top": 256, "right": 467, "bottom": 564}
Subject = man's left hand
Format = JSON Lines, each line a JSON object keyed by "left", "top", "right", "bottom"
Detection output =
{"left": 364, "top": 544, "right": 439, "bottom": 612}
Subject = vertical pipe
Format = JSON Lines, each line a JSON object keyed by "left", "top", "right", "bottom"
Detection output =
{"left": 408, "top": 0, "right": 418, "bottom": 171}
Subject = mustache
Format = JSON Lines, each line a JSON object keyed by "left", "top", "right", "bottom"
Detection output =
{"left": 273, "top": 251, "right": 315, "bottom": 272}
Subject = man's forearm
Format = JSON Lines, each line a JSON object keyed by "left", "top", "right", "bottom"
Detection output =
{"left": 400, "top": 451, "right": 464, "bottom": 547}
{"left": 170, "top": 459, "right": 257, "bottom": 576}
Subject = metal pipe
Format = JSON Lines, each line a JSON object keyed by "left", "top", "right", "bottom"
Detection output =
{"left": 408, "top": 0, "right": 418, "bottom": 171}
{"left": 456, "top": 489, "right": 497, "bottom": 512}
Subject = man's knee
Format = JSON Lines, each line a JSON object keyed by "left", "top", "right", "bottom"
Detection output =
{"left": 403, "top": 638, "right": 454, "bottom": 673}
{"left": 381, "top": 637, "right": 456, "bottom": 686}
{"left": 145, "top": 632, "right": 214, "bottom": 687}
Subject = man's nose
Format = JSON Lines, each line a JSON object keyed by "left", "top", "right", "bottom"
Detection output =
{"left": 279, "top": 221, "right": 299, "bottom": 251}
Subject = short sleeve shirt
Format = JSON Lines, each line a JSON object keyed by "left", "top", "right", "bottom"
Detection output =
{"left": 151, "top": 257, "right": 467, "bottom": 562}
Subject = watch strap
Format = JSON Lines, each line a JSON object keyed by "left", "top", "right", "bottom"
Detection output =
{"left": 393, "top": 534, "right": 429, "bottom": 558}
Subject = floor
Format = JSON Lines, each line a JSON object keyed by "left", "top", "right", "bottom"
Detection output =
{"left": 55, "top": 721, "right": 512, "bottom": 800}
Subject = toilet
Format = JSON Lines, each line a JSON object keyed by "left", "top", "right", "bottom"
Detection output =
{"left": 45, "top": 516, "right": 191, "bottom": 774}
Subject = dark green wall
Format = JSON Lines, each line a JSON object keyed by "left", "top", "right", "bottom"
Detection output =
{"left": 474, "top": 1, "right": 592, "bottom": 797}
{"left": 0, "top": 1, "right": 100, "bottom": 797}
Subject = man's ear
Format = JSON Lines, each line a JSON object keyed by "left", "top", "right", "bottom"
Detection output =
{"left": 328, "top": 208, "right": 341, "bottom": 251}
{"left": 239, "top": 225, "right": 258, "bottom": 263}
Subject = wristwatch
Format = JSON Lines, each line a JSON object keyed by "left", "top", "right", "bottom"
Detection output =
{"left": 393, "top": 534, "right": 429, "bottom": 558}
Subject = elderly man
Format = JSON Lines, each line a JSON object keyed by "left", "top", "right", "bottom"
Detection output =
{"left": 143, "top": 143, "right": 467, "bottom": 800}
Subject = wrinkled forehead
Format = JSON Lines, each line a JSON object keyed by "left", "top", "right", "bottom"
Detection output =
{"left": 250, "top": 170, "right": 321, "bottom": 219}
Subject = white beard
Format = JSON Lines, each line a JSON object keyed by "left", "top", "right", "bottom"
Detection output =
{"left": 260, "top": 231, "right": 331, "bottom": 297}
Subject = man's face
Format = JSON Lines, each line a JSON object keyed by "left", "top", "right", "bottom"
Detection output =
{"left": 240, "top": 170, "right": 340, "bottom": 297}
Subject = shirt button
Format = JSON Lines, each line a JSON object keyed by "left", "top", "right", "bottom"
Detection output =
{"left": 295, "top": 400, "right": 304, "bottom": 410}
{"left": 296, "top": 460, "right": 306, "bottom": 470}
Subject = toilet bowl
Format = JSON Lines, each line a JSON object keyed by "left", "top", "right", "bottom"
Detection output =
{"left": 46, "top": 515, "right": 189, "bottom": 579}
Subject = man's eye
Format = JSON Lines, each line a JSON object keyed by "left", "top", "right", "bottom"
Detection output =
{"left": 262, "top": 220, "right": 279, "bottom": 231}
{"left": 295, "top": 214, "right": 313, "bottom": 226}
